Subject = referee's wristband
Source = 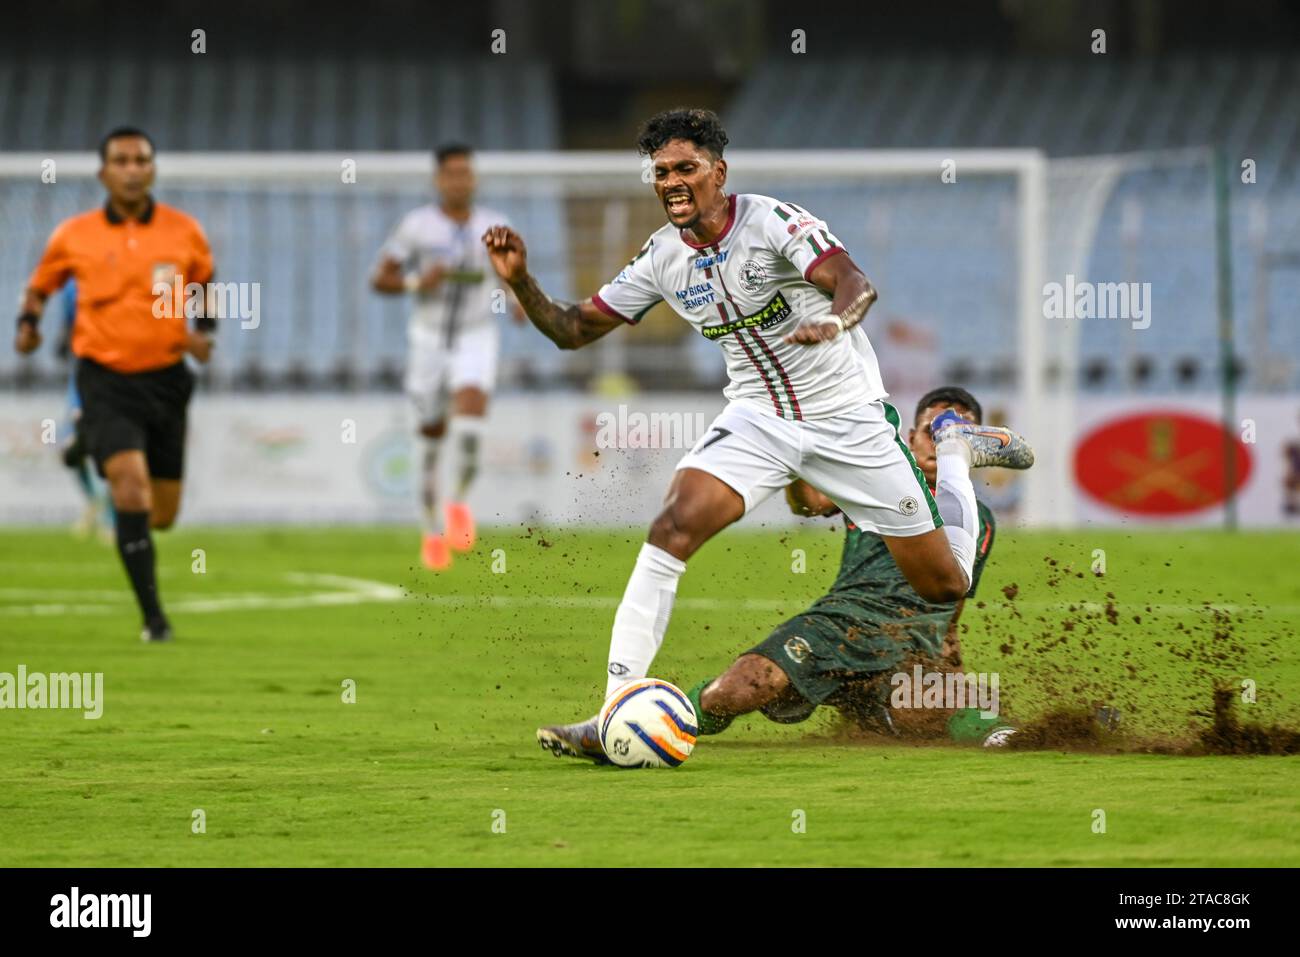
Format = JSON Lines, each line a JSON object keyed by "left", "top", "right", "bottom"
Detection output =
{"left": 16, "top": 311, "right": 38, "bottom": 332}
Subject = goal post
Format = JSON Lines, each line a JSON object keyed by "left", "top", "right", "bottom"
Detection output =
{"left": 1, "top": 148, "right": 1065, "bottom": 523}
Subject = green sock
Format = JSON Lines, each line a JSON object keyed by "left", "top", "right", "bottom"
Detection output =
{"left": 687, "top": 679, "right": 734, "bottom": 736}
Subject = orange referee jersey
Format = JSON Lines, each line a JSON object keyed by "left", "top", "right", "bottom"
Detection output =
{"left": 27, "top": 198, "right": 214, "bottom": 374}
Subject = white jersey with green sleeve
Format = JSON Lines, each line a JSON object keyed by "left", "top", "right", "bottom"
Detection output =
{"left": 379, "top": 203, "right": 509, "bottom": 346}
{"left": 592, "top": 193, "right": 887, "bottom": 420}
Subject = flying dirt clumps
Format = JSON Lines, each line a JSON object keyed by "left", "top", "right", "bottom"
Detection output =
{"left": 1193, "top": 687, "right": 1300, "bottom": 756}
{"left": 1006, "top": 706, "right": 1112, "bottom": 751}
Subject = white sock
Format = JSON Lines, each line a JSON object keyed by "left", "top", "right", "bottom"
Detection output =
{"left": 419, "top": 435, "right": 443, "bottom": 534}
{"left": 934, "top": 441, "right": 978, "bottom": 593}
{"left": 606, "top": 543, "right": 687, "bottom": 698}
{"left": 444, "top": 415, "right": 486, "bottom": 502}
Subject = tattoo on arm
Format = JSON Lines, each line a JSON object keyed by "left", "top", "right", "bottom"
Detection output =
{"left": 510, "top": 273, "right": 618, "bottom": 350}
{"left": 510, "top": 274, "right": 583, "bottom": 347}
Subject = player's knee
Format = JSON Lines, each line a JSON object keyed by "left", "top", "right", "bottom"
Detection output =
{"left": 918, "top": 570, "right": 967, "bottom": 604}
{"left": 109, "top": 476, "right": 150, "bottom": 512}
{"left": 420, "top": 420, "right": 446, "bottom": 439}
{"left": 704, "top": 656, "right": 785, "bottom": 715}
{"left": 648, "top": 504, "right": 700, "bottom": 558}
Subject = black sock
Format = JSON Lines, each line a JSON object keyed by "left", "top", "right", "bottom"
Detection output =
{"left": 115, "top": 510, "right": 164, "bottom": 626}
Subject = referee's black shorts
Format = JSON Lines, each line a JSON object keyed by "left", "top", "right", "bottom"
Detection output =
{"left": 74, "top": 357, "right": 195, "bottom": 480}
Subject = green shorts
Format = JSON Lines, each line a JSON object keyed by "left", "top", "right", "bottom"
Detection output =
{"left": 747, "top": 598, "right": 945, "bottom": 722}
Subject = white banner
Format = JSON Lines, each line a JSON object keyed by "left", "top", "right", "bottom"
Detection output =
{"left": 1, "top": 391, "right": 1295, "bottom": 528}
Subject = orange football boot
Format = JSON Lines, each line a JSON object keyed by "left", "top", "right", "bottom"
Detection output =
{"left": 421, "top": 532, "right": 452, "bottom": 570}
{"left": 445, "top": 502, "right": 476, "bottom": 552}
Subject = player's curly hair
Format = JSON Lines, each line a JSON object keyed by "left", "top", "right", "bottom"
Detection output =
{"left": 915, "top": 386, "right": 983, "bottom": 424}
{"left": 635, "top": 108, "right": 729, "bottom": 159}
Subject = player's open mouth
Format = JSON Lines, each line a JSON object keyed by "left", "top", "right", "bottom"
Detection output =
{"left": 665, "top": 192, "right": 693, "bottom": 216}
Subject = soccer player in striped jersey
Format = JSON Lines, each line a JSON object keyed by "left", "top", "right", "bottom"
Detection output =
{"left": 372, "top": 144, "right": 516, "bottom": 571}
{"left": 481, "top": 109, "right": 1034, "bottom": 760}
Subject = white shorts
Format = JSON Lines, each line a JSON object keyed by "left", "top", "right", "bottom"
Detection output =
{"left": 405, "top": 324, "right": 499, "bottom": 425}
{"left": 675, "top": 398, "right": 941, "bottom": 537}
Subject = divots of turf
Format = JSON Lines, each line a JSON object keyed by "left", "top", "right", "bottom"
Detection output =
{"left": 1005, "top": 706, "right": 1110, "bottom": 751}
{"left": 1192, "top": 686, "right": 1300, "bottom": 755}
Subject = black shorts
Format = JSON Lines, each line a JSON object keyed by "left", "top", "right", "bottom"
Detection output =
{"left": 75, "top": 358, "right": 195, "bottom": 480}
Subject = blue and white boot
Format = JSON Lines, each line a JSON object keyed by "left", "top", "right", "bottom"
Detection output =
{"left": 930, "top": 409, "right": 1035, "bottom": 470}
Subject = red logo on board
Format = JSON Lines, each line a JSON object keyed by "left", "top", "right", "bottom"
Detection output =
{"left": 1074, "top": 411, "right": 1251, "bottom": 515}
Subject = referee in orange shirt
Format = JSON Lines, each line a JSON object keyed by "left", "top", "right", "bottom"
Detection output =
{"left": 14, "top": 127, "right": 216, "bottom": 642}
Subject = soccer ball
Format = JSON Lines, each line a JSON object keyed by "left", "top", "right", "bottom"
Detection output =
{"left": 598, "top": 678, "right": 698, "bottom": 768}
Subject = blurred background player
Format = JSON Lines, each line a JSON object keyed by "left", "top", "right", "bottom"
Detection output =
{"left": 53, "top": 278, "right": 115, "bottom": 542}
{"left": 371, "top": 144, "right": 518, "bottom": 571}
{"left": 14, "top": 127, "right": 215, "bottom": 642}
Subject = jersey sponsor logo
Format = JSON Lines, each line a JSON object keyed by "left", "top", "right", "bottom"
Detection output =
{"left": 899, "top": 496, "right": 919, "bottom": 516}
{"left": 738, "top": 259, "right": 767, "bottom": 293}
{"left": 783, "top": 636, "right": 812, "bottom": 663}
{"left": 1074, "top": 410, "right": 1253, "bottom": 516}
{"left": 699, "top": 291, "right": 793, "bottom": 340}
{"left": 693, "top": 250, "right": 729, "bottom": 269}
{"left": 786, "top": 215, "right": 818, "bottom": 236}
{"left": 673, "top": 282, "right": 718, "bottom": 310}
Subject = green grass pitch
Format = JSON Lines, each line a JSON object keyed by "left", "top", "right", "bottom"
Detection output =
{"left": 2, "top": 525, "right": 1298, "bottom": 866}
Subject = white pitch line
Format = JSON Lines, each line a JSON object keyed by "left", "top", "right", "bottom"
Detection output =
{"left": 403, "top": 596, "right": 1292, "bottom": 614}
{"left": 0, "top": 573, "right": 405, "bottom": 617}
{"left": 0, "top": 576, "right": 1293, "bottom": 618}
{"left": 407, "top": 594, "right": 793, "bottom": 612}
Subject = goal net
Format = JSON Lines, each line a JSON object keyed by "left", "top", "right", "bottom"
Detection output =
{"left": 0, "top": 149, "right": 1227, "bottom": 527}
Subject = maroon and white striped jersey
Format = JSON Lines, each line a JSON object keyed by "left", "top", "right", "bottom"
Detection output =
{"left": 593, "top": 193, "right": 886, "bottom": 420}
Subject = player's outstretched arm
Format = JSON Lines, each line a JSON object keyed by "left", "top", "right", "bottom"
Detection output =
{"left": 785, "top": 254, "right": 877, "bottom": 345}
{"left": 371, "top": 257, "right": 447, "bottom": 295}
{"left": 482, "top": 225, "right": 622, "bottom": 350}
{"left": 14, "top": 287, "right": 47, "bottom": 354}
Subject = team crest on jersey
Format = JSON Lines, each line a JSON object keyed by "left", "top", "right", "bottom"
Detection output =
{"left": 899, "top": 497, "right": 920, "bottom": 516}
{"left": 738, "top": 260, "right": 767, "bottom": 292}
{"left": 784, "top": 636, "right": 812, "bottom": 663}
